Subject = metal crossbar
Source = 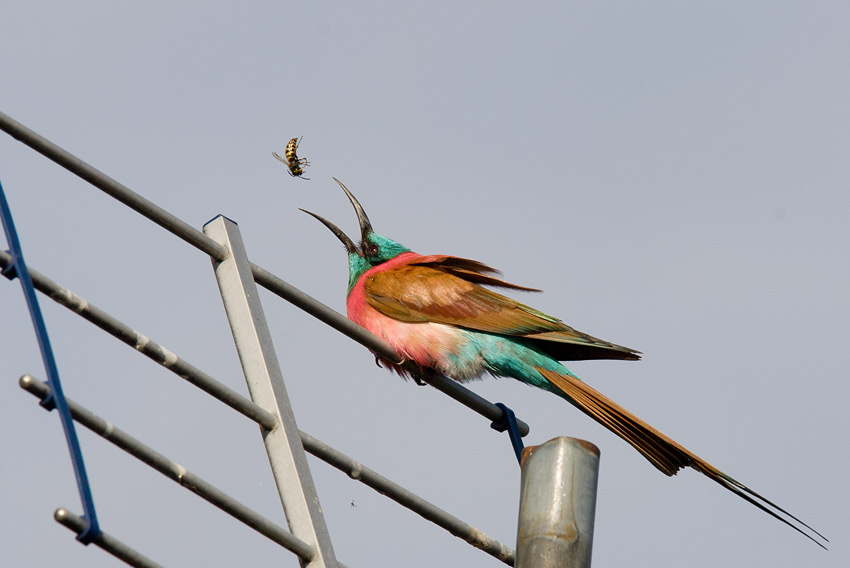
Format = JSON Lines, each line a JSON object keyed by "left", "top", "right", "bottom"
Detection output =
{"left": 300, "top": 432, "right": 515, "bottom": 563}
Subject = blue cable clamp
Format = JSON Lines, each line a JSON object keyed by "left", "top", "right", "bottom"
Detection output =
{"left": 490, "top": 402, "right": 525, "bottom": 465}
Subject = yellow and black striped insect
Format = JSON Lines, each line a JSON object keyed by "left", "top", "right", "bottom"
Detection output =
{"left": 273, "top": 136, "right": 310, "bottom": 179}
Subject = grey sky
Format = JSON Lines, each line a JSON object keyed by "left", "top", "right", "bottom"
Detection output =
{"left": 1, "top": 2, "right": 847, "bottom": 567}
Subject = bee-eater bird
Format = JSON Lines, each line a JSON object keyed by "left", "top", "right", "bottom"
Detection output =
{"left": 302, "top": 178, "right": 825, "bottom": 548}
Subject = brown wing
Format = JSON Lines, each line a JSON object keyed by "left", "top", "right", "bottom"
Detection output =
{"left": 364, "top": 257, "right": 640, "bottom": 361}
{"left": 408, "top": 255, "right": 542, "bottom": 291}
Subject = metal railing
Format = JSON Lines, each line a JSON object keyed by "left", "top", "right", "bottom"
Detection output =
{"left": 1, "top": 110, "right": 527, "bottom": 567}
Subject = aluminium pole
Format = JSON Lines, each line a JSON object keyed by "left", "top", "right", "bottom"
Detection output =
{"left": 515, "top": 437, "right": 600, "bottom": 568}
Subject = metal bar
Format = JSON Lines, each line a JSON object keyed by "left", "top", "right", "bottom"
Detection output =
{"left": 205, "top": 216, "right": 337, "bottom": 568}
{"left": 0, "top": 111, "right": 227, "bottom": 260}
{"left": 0, "top": 248, "right": 276, "bottom": 430}
{"left": 54, "top": 508, "right": 164, "bottom": 568}
{"left": 515, "top": 437, "right": 600, "bottom": 568}
{"left": 0, "top": 110, "right": 530, "bottom": 436}
{"left": 300, "top": 431, "right": 516, "bottom": 566}
{"left": 0, "top": 180, "right": 100, "bottom": 543}
{"left": 20, "top": 375, "right": 316, "bottom": 561}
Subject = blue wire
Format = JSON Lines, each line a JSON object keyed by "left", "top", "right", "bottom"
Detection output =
{"left": 0, "top": 179, "right": 100, "bottom": 544}
{"left": 490, "top": 402, "right": 525, "bottom": 465}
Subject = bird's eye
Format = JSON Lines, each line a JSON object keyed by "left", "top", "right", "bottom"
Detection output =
{"left": 367, "top": 244, "right": 379, "bottom": 256}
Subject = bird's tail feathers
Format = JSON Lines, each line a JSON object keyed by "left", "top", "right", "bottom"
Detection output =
{"left": 536, "top": 367, "right": 827, "bottom": 549}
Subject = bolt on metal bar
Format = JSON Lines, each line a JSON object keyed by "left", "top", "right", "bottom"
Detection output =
{"left": 0, "top": 248, "right": 277, "bottom": 430}
{"left": 0, "top": 111, "right": 530, "bottom": 436}
{"left": 300, "top": 431, "right": 516, "bottom": 566}
{"left": 206, "top": 216, "right": 338, "bottom": 568}
{"left": 20, "top": 375, "right": 317, "bottom": 561}
{"left": 0, "top": 111, "right": 227, "bottom": 260}
{"left": 515, "top": 437, "right": 600, "bottom": 568}
{"left": 54, "top": 508, "right": 164, "bottom": 568}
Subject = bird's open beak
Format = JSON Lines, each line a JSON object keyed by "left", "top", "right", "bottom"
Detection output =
{"left": 300, "top": 178, "right": 373, "bottom": 256}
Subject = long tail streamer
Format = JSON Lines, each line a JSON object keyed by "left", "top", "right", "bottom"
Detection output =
{"left": 537, "top": 367, "right": 827, "bottom": 549}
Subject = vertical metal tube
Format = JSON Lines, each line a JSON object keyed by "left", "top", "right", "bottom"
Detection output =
{"left": 204, "top": 216, "right": 337, "bottom": 568}
{"left": 516, "top": 437, "right": 600, "bottom": 568}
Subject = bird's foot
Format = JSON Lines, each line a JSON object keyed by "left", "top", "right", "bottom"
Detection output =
{"left": 411, "top": 364, "right": 433, "bottom": 386}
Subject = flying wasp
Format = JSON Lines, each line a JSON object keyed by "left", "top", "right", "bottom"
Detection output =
{"left": 273, "top": 136, "right": 310, "bottom": 179}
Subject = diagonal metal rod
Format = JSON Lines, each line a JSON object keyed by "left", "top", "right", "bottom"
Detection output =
{"left": 300, "top": 432, "right": 516, "bottom": 566}
{"left": 0, "top": 111, "right": 227, "bottom": 260}
{"left": 54, "top": 508, "right": 164, "bottom": 568}
{"left": 20, "top": 375, "right": 316, "bottom": 561}
{"left": 0, "top": 248, "right": 276, "bottom": 430}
